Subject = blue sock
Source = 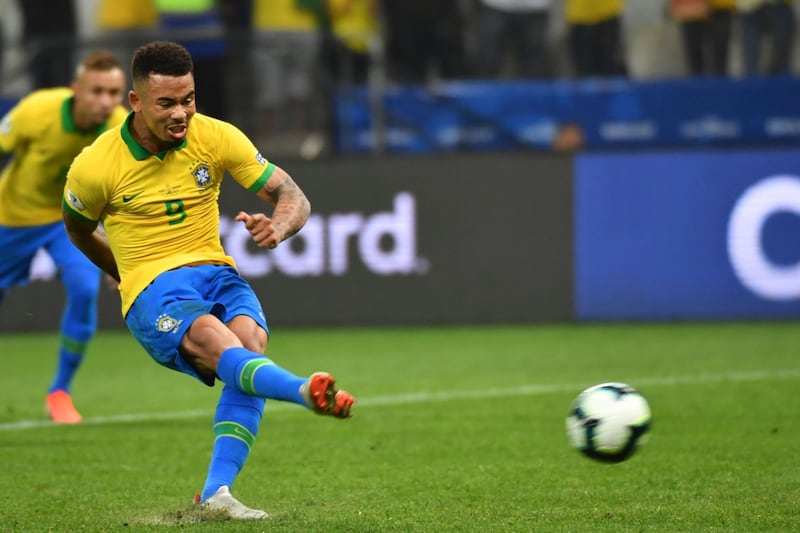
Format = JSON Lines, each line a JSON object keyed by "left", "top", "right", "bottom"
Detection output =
{"left": 52, "top": 265, "right": 98, "bottom": 394}
{"left": 217, "top": 347, "right": 307, "bottom": 406}
{"left": 201, "top": 385, "right": 265, "bottom": 501}
{"left": 48, "top": 337, "right": 87, "bottom": 393}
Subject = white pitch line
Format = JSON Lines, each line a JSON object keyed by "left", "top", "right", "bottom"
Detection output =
{"left": 1, "top": 368, "right": 799, "bottom": 432}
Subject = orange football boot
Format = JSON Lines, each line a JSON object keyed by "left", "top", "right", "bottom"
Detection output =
{"left": 46, "top": 390, "right": 82, "bottom": 424}
{"left": 301, "top": 372, "right": 355, "bottom": 418}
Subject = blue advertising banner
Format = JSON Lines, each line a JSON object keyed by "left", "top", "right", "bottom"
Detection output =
{"left": 335, "top": 77, "right": 800, "bottom": 153}
{"left": 575, "top": 148, "right": 800, "bottom": 320}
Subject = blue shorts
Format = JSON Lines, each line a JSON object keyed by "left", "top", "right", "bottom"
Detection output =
{"left": 124, "top": 264, "right": 269, "bottom": 385}
{"left": 0, "top": 222, "right": 99, "bottom": 289}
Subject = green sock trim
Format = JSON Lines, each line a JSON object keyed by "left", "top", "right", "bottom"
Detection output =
{"left": 214, "top": 421, "right": 255, "bottom": 449}
{"left": 60, "top": 335, "right": 88, "bottom": 355}
{"left": 238, "top": 358, "right": 274, "bottom": 395}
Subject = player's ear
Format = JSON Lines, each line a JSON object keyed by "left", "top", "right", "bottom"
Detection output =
{"left": 128, "top": 89, "right": 140, "bottom": 111}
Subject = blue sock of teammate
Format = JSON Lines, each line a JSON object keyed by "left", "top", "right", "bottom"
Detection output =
{"left": 201, "top": 385, "right": 265, "bottom": 501}
{"left": 51, "top": 265, "right": 99, "bottom": 394}
{"left": 48, "top": 337, "right": 87, "bottom": 393}
{"left": 216, "top": 347, "right": 306, "bottom": 405}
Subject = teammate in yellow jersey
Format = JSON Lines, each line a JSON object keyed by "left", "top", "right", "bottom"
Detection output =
{"left": 62, "top": 41, "right": 355, "bottom": 520}
{"left": 0, "top": 51, "right": 127, "bottom": 424}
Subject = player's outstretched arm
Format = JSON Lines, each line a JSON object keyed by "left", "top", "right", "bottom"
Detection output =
{"left": 237, "top": 165, "right": 310, "bottom": 249}
{"left": 62, "top": 209, "right": 121, "bottom": 282}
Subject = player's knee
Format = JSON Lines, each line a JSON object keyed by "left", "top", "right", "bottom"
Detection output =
{"left": 227, "top": 316, "right": 267, "bottom": 353}
{"left": 250, "top": 326, "right": 268, "bottom": 353}
{"left": 62, "top": 269, "right": 100, "bottom": 309}
{"left": 185, "top": 314, "right": 242, "bottom": 355}
{"left": 62, "top": 287, "right": 99, "bottom": 338}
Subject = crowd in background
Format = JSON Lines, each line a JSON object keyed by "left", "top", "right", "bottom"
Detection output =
{"left": 0, "top": 0, "right": 797, "bottom": 155}
{"left": 4, "top": 1, "right": 798, "bottom": 86}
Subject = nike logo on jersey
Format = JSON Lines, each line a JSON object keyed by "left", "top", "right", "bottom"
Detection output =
{"left": 122, "top": 192, "right": 142, "bottom": 203}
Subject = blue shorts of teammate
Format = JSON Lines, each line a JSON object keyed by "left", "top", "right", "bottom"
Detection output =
{"left": 124, "top": 264, "right": 269, "bottom": 386}
{"left": 0, "top": 222, "right": 98, "bottom": 290}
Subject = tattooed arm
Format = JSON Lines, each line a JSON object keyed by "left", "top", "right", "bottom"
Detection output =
{"left": 235, "top": 165, "right": 311, "bottom": 249}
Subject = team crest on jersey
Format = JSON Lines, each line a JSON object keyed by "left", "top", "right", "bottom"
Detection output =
{"left": 255, "top": 152, "right": 266, "bottom": 166}
{"left": 192, "top": 163, "right": 212, "bottom": 189}
{"left": 155, "top": 314, "right": 183, "bottom": 333}
{"left": 66, "top": 188, "right": 85, "bottom": 211}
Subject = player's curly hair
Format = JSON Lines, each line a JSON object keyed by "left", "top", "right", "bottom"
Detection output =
{"left": 131, "top": 41, "right": 193, "bottom": 82}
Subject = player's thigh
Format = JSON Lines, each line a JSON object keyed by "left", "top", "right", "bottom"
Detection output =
{"left": 46, "top": 225, "right": 101, "bottom": 295}
{"left": 45, "top": 224, "right": 100, "bottom": 270}
{"left": 205, "top": 266, "right": 269, "bottom": 351}
{"left": 125, "top": 268, "right": 224, "bottom": 385}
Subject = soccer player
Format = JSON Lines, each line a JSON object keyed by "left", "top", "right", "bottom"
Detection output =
{"left": 0, "top": 51, "right": 127, "bottom": 424}
{"left": 62, "top": 41, "right": 355, "bottom": 520}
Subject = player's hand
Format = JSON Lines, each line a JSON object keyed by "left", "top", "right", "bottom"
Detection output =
{"left": 235, "top": 211, "right": 280, "bottom": 249}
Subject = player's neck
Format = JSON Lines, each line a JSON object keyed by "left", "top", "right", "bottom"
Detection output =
{"left": 70, "top": 102, "right": 99, "bottom": 132}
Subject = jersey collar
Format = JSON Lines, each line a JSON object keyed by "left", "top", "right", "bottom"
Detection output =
{"left": 121, "top": 111, "right": 187, "bottom": 161}
{"left": 61, "top": 96, "right": 110, "bottom": 135}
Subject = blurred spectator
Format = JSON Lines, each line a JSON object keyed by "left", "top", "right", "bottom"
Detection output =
{"left": 565, "top": 0, "right": 627, "bottom": 78}
{"left": 219, "top": 0, "right": 253, "bottom": 28}
{"left": 252, "top": 0, "right": 321, "bottom": 131}
{"left": 669, "top": 0, "right": 734, "bottom": 76}
{"left": 155, "top": 0, "right": 228, "bottom": 119}
{"left": 0, "top": 3, "right": 4, "bottom": 87}
{"left": 737, "top": 0, "right": 796, "bottom": 76}
{"left": 552, "top": 122, "right": 586, "bottom": 152}
{"left": 218, "top": 0, "right": 254, "bottom": 129}
{"left": 475, "top": 0, "right": 554, "bottom": 79}
{"left": 382, "top": 0, "right": 468, "bottom": 83}
{"left": 18, "top": 0, "right": 77, "bottom": 88}
{"left": 325, "top": 0, "right": 380, "bottom": 86}
{"left": 95, "top": 0, "right": 159, "bottom": 75}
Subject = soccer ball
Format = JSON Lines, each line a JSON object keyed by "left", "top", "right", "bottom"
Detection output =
{"left": 566, "top": 382, "right": 651, "bottom": 463}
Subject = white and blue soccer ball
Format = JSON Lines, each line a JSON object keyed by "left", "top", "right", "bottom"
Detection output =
{"left": 566, "top": 382, "right": 652, "bottom": 463}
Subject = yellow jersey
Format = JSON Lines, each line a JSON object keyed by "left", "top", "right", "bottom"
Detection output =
{"left": 711, "top": 0, "right": 736, "bottom": 8}
{"left": 253, "top": 0, "right": 317, "bottom": 31}
{"left": 329, "top": 0, "right": 378, "bottom": 54}
{"left": 0, "top": 88, "right": 127, "bottom": 226}
{"left": 96, "top": 0, "right": 158, "bottom": 29}
{"left": 566, "top": 0, "right": 624, "bottom": 24}
{"left": 64, "top": 112, "right": 275, "bottom": 316}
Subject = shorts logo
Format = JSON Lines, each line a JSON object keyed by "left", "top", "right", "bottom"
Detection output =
{"left": 192, "top": 163, "right": 212, "bottom": 189}
{"left": 66, "top": 188, "right": 85, "bottom": 211}
{"left": 155, "top": 314, "right": 183, "bottom": 333}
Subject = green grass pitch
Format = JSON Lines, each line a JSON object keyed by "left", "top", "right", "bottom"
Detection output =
{"left": 2, "top": 322, "right": 799, "bottom": 532}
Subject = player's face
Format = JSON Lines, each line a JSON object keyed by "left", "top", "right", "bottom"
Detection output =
{"left": 130, "top": 73, "right": 196, "bottom": 147}
{"left": 71, "top": 67, "right": 126, "bottom": 128}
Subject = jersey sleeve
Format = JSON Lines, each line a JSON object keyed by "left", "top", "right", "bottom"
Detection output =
{"left": 218, "top": 121, "right": 276, "bottom": 194}
{"left": 0, "top": 96, "right": 34, "bottom": 155}
{"left": 63, "top": 147, "right": 109, "bottom": 222}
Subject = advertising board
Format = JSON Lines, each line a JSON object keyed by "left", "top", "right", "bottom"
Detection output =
{"left": 0, "top": 154, "right": 573, "bottom": 330}
{"left": 575, "top": 148, "right": 800, "bottom": 320}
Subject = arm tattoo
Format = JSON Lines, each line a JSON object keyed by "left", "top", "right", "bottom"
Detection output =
{"left": 264, "top": 177, "right": 311, "bottom": 241}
